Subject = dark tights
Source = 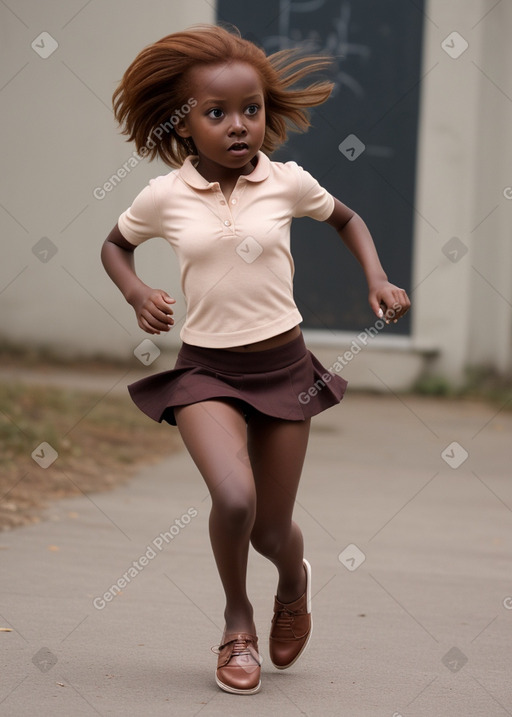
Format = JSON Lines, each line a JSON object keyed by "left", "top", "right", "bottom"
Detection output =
{"left": 174, "top": 399, "right": 310, "bottom": 636}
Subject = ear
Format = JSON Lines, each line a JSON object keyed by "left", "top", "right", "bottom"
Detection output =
{"left": 174, "top": 117, "right": 191, "bottom": 139}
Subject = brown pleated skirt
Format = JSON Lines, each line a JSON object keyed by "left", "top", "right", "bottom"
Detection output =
{"left": 128, "top": 333, "right": 347, "bottom": 425}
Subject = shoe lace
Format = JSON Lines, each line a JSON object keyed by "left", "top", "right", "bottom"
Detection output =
{"left": 211, "top": 635, "right": 256, "bottom": 658}
{"left": 273, "top": 606, "right": 298, "bottom": 629}
{"left": 231, "top": 637, "right": 253, "bottom": 658}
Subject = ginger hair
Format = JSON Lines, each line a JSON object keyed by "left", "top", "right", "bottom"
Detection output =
{"left": 112, "top": 23, "right": 334, "bottom": 167}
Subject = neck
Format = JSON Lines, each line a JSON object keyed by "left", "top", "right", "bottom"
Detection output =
{"left": 193, "top": 153, "right": 258, "bottom": 185}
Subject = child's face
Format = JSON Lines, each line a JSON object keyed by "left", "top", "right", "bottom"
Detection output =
{"left": 176, "top": 61, "right": 266, "bottom": 172}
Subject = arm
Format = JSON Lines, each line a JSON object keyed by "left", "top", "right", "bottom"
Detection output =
{"left": 324, "top": 198, "right": 411, "bottom": 323}
{"left": 101, "top": 224, "right": 175, "bottom": 335}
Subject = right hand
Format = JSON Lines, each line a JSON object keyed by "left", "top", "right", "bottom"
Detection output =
{"left": 130, "top": 287, "right": 176, "bottom": 335}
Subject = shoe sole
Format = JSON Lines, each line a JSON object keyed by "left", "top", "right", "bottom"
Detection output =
{"left": 215, "top": 675, "right": 261, "bottom": 694}
{"left": 271, "top": 558, "right": 313, "bottom": 670}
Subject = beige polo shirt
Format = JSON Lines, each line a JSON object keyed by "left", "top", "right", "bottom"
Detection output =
{"left": 118, "top": 151, "right": 335, "bottom": 348}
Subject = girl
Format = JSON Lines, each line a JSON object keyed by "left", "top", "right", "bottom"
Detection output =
{"left": 101, "top": 24, "right": 410, "bottom": 696}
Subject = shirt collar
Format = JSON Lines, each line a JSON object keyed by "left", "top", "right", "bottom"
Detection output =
{"left": 178, "top": 150, "right": 271, "bottom": 190}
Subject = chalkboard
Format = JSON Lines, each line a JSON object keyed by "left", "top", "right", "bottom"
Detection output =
{"left": 217, "top": 0, "right": 425, "bottom": 335}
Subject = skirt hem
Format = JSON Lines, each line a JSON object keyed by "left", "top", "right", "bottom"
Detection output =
{"left": 127, "top": 334, "right": 347, "bottom": 426}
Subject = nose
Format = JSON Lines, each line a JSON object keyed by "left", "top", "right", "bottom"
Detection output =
{"left": 228, "top": 113, "right": 247, "bottom": 136}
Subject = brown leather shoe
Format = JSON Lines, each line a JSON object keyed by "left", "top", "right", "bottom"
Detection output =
{"left": 214, "top": 632, "right": 262, "bottom": 694}
{"left": 269, "top": 558, "right": 312, "bottom": 669}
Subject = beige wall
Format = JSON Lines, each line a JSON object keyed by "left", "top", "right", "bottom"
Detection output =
{"left": 412, "top": 0, "right": 512, "bottom": 382}
{"left": 1, "top": 0, "right": 511, "bottom": 386}
{"left": 467, "top": 0, "right": 512, "bottom": 375}
{"left": 0, "top": 1, "right": 213, "bottom": 359}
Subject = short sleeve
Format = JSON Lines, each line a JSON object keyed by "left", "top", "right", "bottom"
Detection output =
{"left": 289, "top": 163, "right": 335, "bottom": 221}
{"left": 117, "top": 180, "right": 162, "bottom": 246}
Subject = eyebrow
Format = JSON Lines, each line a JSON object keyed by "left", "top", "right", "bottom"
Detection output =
{"left": 199, "top": 94, "right": 263, "bottom": 107}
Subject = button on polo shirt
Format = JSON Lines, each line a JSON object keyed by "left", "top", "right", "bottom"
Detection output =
{"left": 118, "top": 151, "right": 335, "bottom": 348}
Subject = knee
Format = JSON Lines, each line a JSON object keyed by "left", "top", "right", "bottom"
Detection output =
{"left": 212, "top": 490, "right": 256, "bottom": 530}
{"left": 250, "top": 526, "right": 286, "bottom": 559}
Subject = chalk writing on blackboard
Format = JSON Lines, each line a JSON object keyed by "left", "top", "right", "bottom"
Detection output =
{"left": 262, "top": 0, "right": 371, "bottom": 99}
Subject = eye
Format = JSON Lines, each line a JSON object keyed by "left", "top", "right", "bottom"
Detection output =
{"left": 245, "top": 104, "right": 260, "bottom": 116}
{"left": 207, "top": 108, "right": 224, "bottom": 119}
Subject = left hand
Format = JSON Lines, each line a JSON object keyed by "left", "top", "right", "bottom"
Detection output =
{"left": 369, "top": 282, "right": 411, "bottom": 324}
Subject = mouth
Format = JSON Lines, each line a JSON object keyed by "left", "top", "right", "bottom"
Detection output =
{"left": 228, "top": 142, "right": 249, "bottom": 154}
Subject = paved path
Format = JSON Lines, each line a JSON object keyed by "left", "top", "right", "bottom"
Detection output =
{"left": 1, "top": 387, "right": 511, "bottom": 716}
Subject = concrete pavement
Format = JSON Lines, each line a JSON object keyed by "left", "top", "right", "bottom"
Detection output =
{"left": 1, "top": 390, "right": 511, "bottom": 716}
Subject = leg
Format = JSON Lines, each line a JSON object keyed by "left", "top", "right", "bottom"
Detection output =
{"left": 174, "top": 400, "right": 256, "bottom": 635}
{"left": 247, "top": 412, "right": 311, "bottom": 603}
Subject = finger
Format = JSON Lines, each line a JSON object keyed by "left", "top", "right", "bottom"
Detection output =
{"left": 377, "top": 296, "right": 394, "bottom": 323}
{"left": 401, "top": 291, "right": 411, "bottom": 313}
{"left": 139, "top": 307, "right": 166, "bottom": 332}
{"left": 152, "top": 295, "right": 175, "bottom": 314}
{"left": 139, "top": 305, "right": 170, "bottom": 330}
{"left": 154, "top": 291, "right": 176, "bottom": 310}
{"left": 141, "top": 310, "right": 171, "bottom": 332}
{"left": 150, "top": 302, "right": 175, "bottom": 324}
{"left": 369, "top": 293, "right": 384, "bottom": 318}
{"left": 393, "top": 290, "right": 410, "bottom": 318}
{"left": 139, "top": 315, "right": 159, "bottom": 334}
{"left": 147, "top": 303, "right": 175, "bottom": 325}
{"left": 387, "top": 292, "right": 410, "bottom": 323}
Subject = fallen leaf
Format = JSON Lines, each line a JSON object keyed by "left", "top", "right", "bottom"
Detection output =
{"left": 0, "top": 628, "right": 13, "bottom": 632}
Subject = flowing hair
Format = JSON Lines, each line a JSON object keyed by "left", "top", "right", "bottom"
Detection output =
{"left": 112, "top": 24, "right": 334, "bottom": 167}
